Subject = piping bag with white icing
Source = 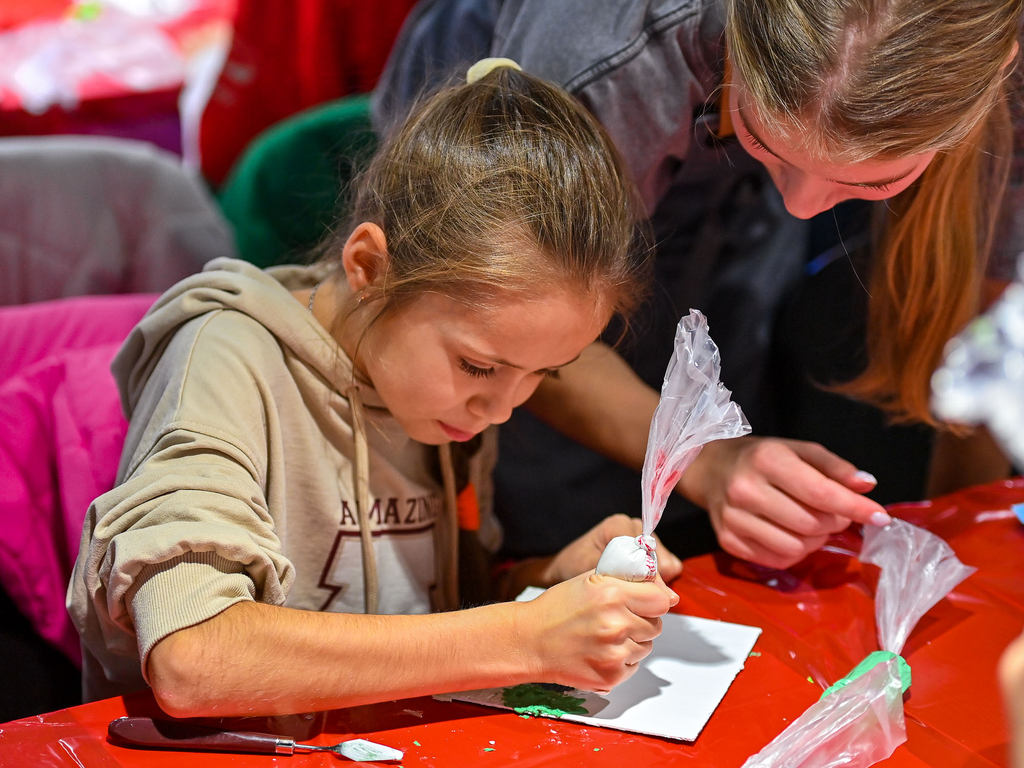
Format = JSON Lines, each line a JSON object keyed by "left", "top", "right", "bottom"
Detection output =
{"left": 595, "top": 310, "right": 751, "bottom": 581}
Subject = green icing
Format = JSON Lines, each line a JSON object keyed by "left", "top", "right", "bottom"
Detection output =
{"left": 820, "top": 651, "right": 912, "bottom": 699}
{"left": 501, "top": 684, "right": 589, "bottom": 717}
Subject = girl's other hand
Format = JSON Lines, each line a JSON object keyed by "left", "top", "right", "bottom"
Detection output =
{"left": 544, "top": 514, "right": 684, "bottom": 584}
{"left": 518, "top": 571, "right": 677, "bottom": 693}
{"left": 680, "top": 436, "right": 891, "bottom": 570}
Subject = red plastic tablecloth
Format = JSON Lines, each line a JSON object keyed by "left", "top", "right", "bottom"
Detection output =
{"left": 2, "top": 479, "right": 1022, "bottom": 768}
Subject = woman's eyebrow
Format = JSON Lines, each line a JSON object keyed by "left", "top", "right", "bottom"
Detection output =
{"left": 738, "top": 105, "right": 914, "bottom": 188}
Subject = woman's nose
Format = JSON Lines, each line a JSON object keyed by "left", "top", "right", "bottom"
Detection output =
{"left": 776, "top": 169, "right": 843, "bottom": 219}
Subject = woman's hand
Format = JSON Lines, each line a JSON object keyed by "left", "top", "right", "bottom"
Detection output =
{"left": 519, "top": 571, "right": 678, "bottom": 693}
{"left": 680, "top": 436, "right": 891, "bottom": 570}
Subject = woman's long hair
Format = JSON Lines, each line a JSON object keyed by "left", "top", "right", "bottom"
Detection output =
{"left": 726, "top": 0, "right": 1021, "bottom": 425}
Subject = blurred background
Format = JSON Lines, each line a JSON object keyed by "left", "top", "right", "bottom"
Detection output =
{"left": 0, "top": 0, "right": 419, "bottom": 722}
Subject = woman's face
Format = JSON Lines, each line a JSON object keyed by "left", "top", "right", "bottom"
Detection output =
{"left": 356, "top": 285, "right": 610, "bottom": 445}
{"left": 727, "top": 72, "right": 938, "bottom": 219}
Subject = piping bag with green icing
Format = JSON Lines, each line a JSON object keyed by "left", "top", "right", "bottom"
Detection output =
{"left": 595, "top": 310, "right": 750, "bottom": 581}
{"left": 741, "top": 519, "right": 976, "bottom": 768}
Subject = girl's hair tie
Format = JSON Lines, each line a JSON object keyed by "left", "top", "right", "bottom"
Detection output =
{"left": 466, "top": 57, "right": 522, "bottom": 84}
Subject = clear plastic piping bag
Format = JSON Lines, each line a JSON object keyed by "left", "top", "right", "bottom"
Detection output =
{"left": 742, "top": 520, "right": 976, "bottom": 768}
{"left": 596, "top": 310, "right": 750, "bottom": 581}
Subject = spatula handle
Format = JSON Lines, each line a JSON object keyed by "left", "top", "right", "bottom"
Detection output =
{"left": 108, "top": 716, "right": 294, "bottom": 755}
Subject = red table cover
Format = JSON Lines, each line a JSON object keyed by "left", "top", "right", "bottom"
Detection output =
{"left": 2, "top": 479, "right": 1022, "bottom": 768}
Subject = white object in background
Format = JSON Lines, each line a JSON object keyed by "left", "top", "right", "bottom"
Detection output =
{"left": 931, "top": 255, "right": 1024, "bottom": 468}
{"left": 0, "top": 7, "right": 185, "bottom": 114}
{"left": 99, "top": 0, "right": 197, "bottom": 17}
{"left": 436, "top": 586, "right": 762, "bottom": 742}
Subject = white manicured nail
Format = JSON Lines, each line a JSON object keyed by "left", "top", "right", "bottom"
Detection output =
{"left": 869, "top": 511, "right": 892, "bottom": 527}
{"left": 854, "top": 471, "right": 878, "bottom": 486}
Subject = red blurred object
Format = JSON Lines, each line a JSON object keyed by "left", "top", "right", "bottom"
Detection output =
{"left": 1, "top": 479, "right": 1021, "bottom": 767}
{"left": 0, "top": 0, "right": 71, "bottom": 31}
{"left": 198, "top": 0, "right": 418, "bottom": 186}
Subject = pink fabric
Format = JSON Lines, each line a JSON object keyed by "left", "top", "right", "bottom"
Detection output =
{"left": 0, "top": 294, "right": 156, "bottom": 665}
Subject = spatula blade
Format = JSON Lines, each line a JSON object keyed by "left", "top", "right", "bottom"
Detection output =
{"left": 338, "top": 738, "right": 404, "bottom": 762}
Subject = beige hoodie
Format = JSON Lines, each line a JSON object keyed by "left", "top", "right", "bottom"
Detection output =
{"left": 68, "top": 258, "right": 498, "bottom": 701}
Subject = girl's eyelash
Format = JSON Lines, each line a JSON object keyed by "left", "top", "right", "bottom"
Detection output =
{"left": 543, "top": 369, "right": 562, "bottom": 380}
{"left": 865, "top": 183, "right": 893, "bottom": 192}
{"left": 458, "top": 358, "right": 496, "bottom": 378}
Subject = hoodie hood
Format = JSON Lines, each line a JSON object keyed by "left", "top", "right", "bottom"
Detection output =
{"left": 114, "top": 258, "right": 356, "bottom": 418}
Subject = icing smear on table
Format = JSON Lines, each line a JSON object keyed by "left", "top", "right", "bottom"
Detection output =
{"left": 501, "top": 684, "right": 588, "bottom": 718}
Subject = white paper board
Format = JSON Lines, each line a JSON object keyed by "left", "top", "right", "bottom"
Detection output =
{"left": 435, "top": 587, "right": 762, "bottom": 742}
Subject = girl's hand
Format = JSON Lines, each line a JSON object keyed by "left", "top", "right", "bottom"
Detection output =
{"left": 543, "top": 514, "right": 684, "bottom": 584}
{"left": 680, "top": 436, "right": 891, "bottom": 570}
{"left": 519, "top": 571, "right": 678, "bottom": 693}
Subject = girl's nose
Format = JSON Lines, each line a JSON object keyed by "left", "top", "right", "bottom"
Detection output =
{"left": 466, "top": 386, "right": 517, "bottom": 426}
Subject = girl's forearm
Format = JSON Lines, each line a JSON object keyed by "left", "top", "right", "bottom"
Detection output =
{"left": 495, "top": 556, "right": 557, "bottom": 601}
{"left": 148, "top": 599, "right": 538, "bottom": 717}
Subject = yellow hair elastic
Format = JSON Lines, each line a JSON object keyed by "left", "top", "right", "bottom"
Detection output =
{"left": 466, "top": 57, "right": 523, "bottom": 84}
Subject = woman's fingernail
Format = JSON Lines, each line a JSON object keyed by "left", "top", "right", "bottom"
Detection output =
{"left": 870, "top": 511, "right": 892, "bottom": 527}
{"left": 854, "top": 471, "right": 878, "bottom": 486}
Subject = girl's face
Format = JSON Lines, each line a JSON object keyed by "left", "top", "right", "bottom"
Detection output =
{"left": 356, "top": 285, "right": 610, "bottom": 445}
{"left": 726, "top": 71, "right": 938, "bottom": 219}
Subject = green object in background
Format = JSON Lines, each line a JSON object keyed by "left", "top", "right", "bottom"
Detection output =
{"left": 74, "top": 2, "right": 102, "bottom": 21}
{"left": 216, "top": 94, "right": 378, "bottom": 269}
{"left": 820, "top": 650, "right": 912, "bottom": 699}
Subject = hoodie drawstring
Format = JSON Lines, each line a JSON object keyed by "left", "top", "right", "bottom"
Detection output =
{"left": 437, "top": 442, "right": 460, "bottom": 610}
{"left": 346, "top": 384, "right": 379, "bottom": 615}
{"left": 345, "top": 384, "right": 460, "bottom": 614}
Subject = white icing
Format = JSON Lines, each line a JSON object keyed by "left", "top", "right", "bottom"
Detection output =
{"left": 595, "top": 535, "right": 658, "bottom": 582}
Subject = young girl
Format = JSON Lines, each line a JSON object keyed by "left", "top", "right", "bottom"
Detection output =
{"left": 68, "top": 61, "right": 680, "bottom": 716}
{"left": 376, "top": 0, "right": 1024, "bottom": 570}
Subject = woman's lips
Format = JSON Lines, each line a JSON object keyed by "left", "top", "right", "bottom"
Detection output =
{"left": 439, "top": 422, "right": 477, "bottom": 441}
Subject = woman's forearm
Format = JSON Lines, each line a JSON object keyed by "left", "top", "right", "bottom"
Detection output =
{"left": 148, "top": 600, "right": 537, "bottom": 717}
{"left": 527, "top": 341, "right": 658, "bottom": 472}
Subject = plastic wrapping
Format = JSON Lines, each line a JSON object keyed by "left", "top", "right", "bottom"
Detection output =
{"left": 596, "top": 310, "right": 750, "bottom": 580}
{"left": 861, "top": 519, "right": 977, "bottom": 655}
{"left": 742, "top": 659, "right": 906, "bottom": 768}
{"left": 742, "top": 520, "right": 976, "bottom": 768}
{"left": 931, "top": 255, "right": 1024, "bottom": 469}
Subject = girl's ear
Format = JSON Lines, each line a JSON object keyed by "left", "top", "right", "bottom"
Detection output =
{"left": 341, "top": 223, "right": 390, "bottom": 292}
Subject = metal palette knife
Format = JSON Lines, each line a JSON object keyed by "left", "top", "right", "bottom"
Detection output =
{"left": 108, "top": 716, "right": 404, "bottom": 762}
